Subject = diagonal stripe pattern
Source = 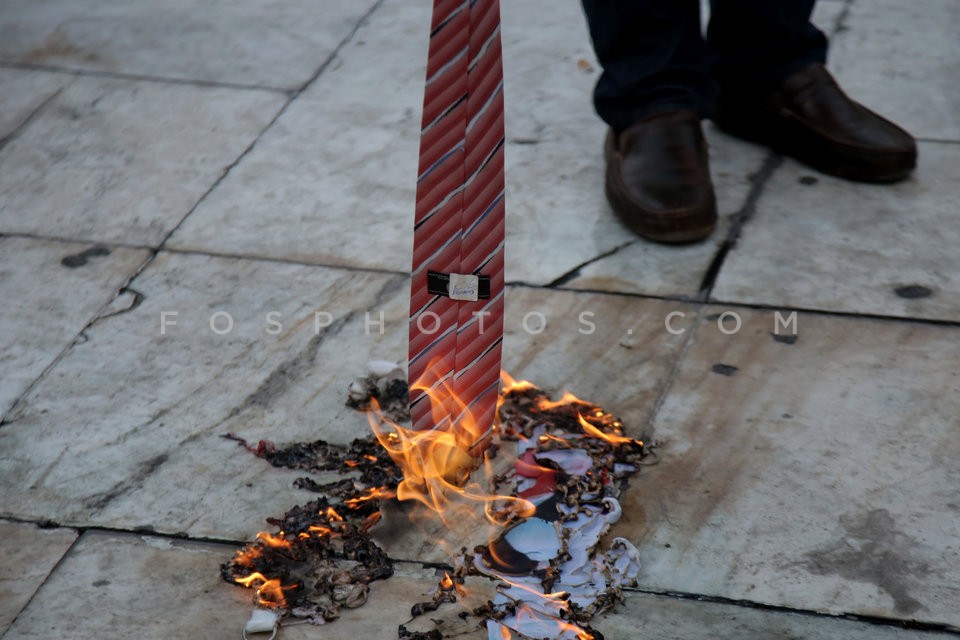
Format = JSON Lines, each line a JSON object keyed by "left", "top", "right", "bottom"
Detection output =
{"left": 409, "top": 0, "right": 506, "bottom": 453}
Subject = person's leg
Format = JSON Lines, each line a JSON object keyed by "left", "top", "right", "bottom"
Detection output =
{"left": 707, "top": 1, "right": 915, "bottom": 183}
{"left": 582, "top": 0, "right": 718, "bottom": 244}
{"left": 708, "top": 0, "right": 827, "bottom": 95}
{"left": 582, "top": 0, "right": 714, "bottom": 133}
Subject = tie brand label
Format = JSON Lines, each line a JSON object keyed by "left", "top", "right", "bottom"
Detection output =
{"left": 448, "top": 273, "right": 480, "bottom": 301}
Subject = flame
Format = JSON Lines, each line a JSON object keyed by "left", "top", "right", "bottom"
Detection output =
{"left": 495, "top": 576, "right": 595, "bottom": 640}
{"left": 510, "top": 602, "right": 594, "bottom": 640}
{"left": 537, "top": 432, "right": 571, "bottom": 446}
{"left": 436, "top": 571, "right": 468, "bottom": 597}
{"left": 233, "top": 572, "right": 296, "bottom": 608}
{"left": 256, "top": 531, "right": 292, "bottom": 549}
{"left": 344, "top": 486, "right": 396, "bottom": 509}
{"left": 500, "top": 371, "right": 537, "bottom": 394}
{"left": 307, "top": 525, "right": 336, "bottom": 537}
{"left": 439, "top": 572, "right": 455, "bottom": 590}
{"left": 367, "top": 359, "right": 534, "bottom": 527}
{"left": 498, "top": 576, "right": 571, "bottom": 606}
{"left": 577, "top": 413, "right": 641, "bottom": 446}
{"left": 344, "top": 454, "right": 380, "bottom": 468}
{"left": 519, "top": 612, "right": 594, "bottom": 640}
{"left": 232, "top": 545, "right": 263, "bottom": 566}
{"left": 536, "top": 391, "right": 589, "bottom": 411}
{"left": 362, "top": 365, "right": 617, "bottom": 637}
{"left": 361, "top": 511, "right": 382, "bottom": 530}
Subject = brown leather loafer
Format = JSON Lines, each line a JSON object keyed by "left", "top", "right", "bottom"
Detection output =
{"left": 604, "top": 110, "right": 717, "bottom": 244}
{"left": 712, "top": 63, "right": 917, "bottom": 183}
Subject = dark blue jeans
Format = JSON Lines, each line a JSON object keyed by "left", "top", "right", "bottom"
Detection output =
{"left": 582, "top": 0, "right": 828, "bottom": 132}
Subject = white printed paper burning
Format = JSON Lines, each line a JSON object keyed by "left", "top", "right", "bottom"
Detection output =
{"left": 223, "top": 365, "right": 651, "bottom": 640}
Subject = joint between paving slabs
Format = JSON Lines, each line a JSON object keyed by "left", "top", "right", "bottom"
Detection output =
{"left": 542, "top": 239, "right": 639, "bottom": 289}
{"left": 125, "top": 0, "right": 390, "bottom": 290}
{"left": 0, "top": 515, "right": 251, "bottom": 547}
{"left": 625, "top": 586, "right": 960, "bottom": 636}
{"left": 697, "top": 152, "right": 783, "bottom": 299}
{"left": 0, "top": 81, "right": 69, "bottom": 155}
{"left": 640, "top": 303, "right": 708, "bottom": 439}
{"left": 0, "top": 243, "right": 154, "bottom": 426}
{"left": 0, "top": 61, "right": 295, "bottom": 95}
{"left": 5, "top": 514, "right": 957, "bottom": 638}
{"left": 832, "top": 0, "right": 856, "bottom": 36}
{"left": 0, "top": 528, "right": 82, "bottom": 640}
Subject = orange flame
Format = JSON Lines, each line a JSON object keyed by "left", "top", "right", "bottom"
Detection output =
{"left": 234, "top": 572, "right": 297, "bottom": 608}
{"left": 440, "top": 572, "right": 455, "bottom": 589}
{"left": 537, "top": 391, "right": 589, "bottom": 411}
{"left": 361, "top": 511, "right": 382, "bottom": 530}
{"left": 256, "top": 531, "right": 293, "bottom": 549}
{"left": 577, "top": 413, "right": 641, "bottom": 446}
{"left": 500, "top": 371, "right": 537, "bottom": 394}
{"left": 537, "top": 432, "right": 571, "bottom": 447}
{"left": 510, "top": 602, "right": 594, "bottom": 640}
{"left": 344, "top": 486, "right": 396, "bottom": 509}
{"left": 437, "top": 571, "right": 468, "bottom": 597}
{"left": 307, "top": 525, "right": 336, "bottom": 537}
{"left": 367, "top": 360, "right": 534, "bottom": 527}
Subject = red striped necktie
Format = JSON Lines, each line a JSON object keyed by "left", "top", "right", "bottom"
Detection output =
{"left": 408, "top": 0, "right": 506, "bottom": 456}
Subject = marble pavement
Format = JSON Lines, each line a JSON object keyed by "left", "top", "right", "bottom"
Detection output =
{"left": 1, "top": 0, "right": 958, "bottom": 638}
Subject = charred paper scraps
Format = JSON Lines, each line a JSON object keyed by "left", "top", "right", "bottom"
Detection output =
{"left": 220, "top": 434, "right": 401, "bottom": 624}
{"left": 223, "top": 368, "right": 652, "bottom": 640}
{"left": 347, "top": 359, "right": 409, "bottom": 422}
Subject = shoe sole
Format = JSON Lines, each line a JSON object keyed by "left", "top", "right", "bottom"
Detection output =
{"left": 712, "top": 110, "right": 916, "bottom": 184}
{"left": 604, "top": 175, "right": 717, "bottom": 243}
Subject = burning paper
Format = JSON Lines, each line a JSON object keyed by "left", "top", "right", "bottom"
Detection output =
{"left": 223, "top": 363, "right": 652, "bottom": 640}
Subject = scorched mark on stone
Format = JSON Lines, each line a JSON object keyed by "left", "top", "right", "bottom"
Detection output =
{"left": 61, "top": 246, "right": 110, "bottom": 268}
{"left": 83, "top": 453, "right": 169, "bottom": 512}
{"left": 802, "top": 508, "right": 931, "bottom": 615}
{"left": 711, "top": 363, "right": 739, "bottom": 376}
{"left": 894, "top": 285, "right": 933, "bottom": 299}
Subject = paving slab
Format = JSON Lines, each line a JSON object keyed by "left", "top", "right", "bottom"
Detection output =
{"left": 0, "top": 0, "right": 379, "bottom": 89}
{"left": 0, "top": 248, "right": 697, "bottom": 544}
{"left": 167, "top": 0, "right": 767, "bottom": 292}
{"left": 0, "top": 76, "right": 285, "bottom": 246}
{"left": 830, "top": 0, "right": 960, "bottom": 142}
{"left": 7, "top": 528, "right": 953, "bottom": 640}
{"left": 614, "top": 308, "right": 960, "bottom": 626}
{"left": 712, "top": 142, "right": 960, "bottom": 321}
{"left": 0, "top": 237, "right": 148, "bottom": 418}
{"left": 597, "top": 590, "right": 960, "bottom": 640}
{"left": 0, "top": 521, "right": 77, "bottom": 634}
{"left": 2, "top": 530, "right": 478, "bottom": 640}
{"left": 0, "top": 67, "right": 71, "bottom": 140}
{"left": 2, "top": 531, "right": 251, "bottom": 640}
{"left": 0, "top": 252, "right": 409, "bottom": 541}
{"left": 166, "top": 0, "right": 429, "bottom": 272}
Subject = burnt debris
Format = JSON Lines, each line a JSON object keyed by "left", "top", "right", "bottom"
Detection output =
{"left": 222, "top": 372, "right": 651, "bottom": 639}
{"left": 220, "top": 434, "right": 400, "bottom": 623}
